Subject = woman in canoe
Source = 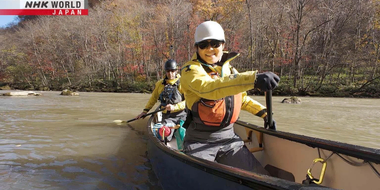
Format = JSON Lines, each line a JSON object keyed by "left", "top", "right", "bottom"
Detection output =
{"left": 180, "top": 21, "right": 279, "bottom": 174}
{"left": 136, "top": 59, "right": 186, "bottom": 142}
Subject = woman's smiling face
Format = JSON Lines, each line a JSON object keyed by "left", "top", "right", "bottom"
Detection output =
{"left": 197, "top": 40, "right": 225, "bottom": 64}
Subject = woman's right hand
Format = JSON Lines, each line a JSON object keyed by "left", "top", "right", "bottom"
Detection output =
{"left": 255, "top": 72, "right": 280, "bottom": 91}
{"left": 135, "top": 112, "right": 147, "bottom": 119}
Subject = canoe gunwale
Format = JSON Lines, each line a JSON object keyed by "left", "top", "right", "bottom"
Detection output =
{"left": 236, "top": 120, "right": 380, "bottom": 164}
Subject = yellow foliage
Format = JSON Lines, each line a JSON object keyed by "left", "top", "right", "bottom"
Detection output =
{"left": 135, "top": 74, "right": 147, "bottom": 82}
{"left": 191, "top": 0, "right": 245, "bottom": 21}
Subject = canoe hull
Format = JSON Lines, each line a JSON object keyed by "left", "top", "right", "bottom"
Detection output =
{"left": 146, "top": 116, "right": 380, "bottom": 190}
{"left": 146, "top": 118, "right": 330, "bottom": 190}
{"left": 148, "top": 140, "right": 258, "bottom": 190}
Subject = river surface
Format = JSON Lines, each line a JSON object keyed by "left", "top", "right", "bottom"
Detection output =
{"left": 0, "top": 90, "right": 379, "bottom": 190}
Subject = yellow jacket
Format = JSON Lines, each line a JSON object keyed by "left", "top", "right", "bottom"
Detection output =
{"left": 143, "top": 75, "right": 186, "bottom": 114}
{"left": 180, "top": 52, "right": 267, "bottom": 118}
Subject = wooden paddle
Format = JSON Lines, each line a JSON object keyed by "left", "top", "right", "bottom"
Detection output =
{"left": 113, "top": 108, "right": 165, "bottom": 123}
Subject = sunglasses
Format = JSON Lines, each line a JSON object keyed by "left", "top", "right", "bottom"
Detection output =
{"left": 196, "top": 40, "right": 224, "bottom": 49}
{"left": 166, "top": 69, "right": 177, "bottom": 72}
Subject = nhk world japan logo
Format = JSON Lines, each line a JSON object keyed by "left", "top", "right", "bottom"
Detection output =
{"left": 0, "top": 0, "right": 88, "bottom": 15}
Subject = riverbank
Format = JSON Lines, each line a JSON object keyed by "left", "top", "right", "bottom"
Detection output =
{"left": 1, "top": 78, "right": 380, "bottom": 98}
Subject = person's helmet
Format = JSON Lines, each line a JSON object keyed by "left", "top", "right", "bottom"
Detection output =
{"left": 194, "top": 21, "right": 225, "bottom": 43}
{"left": 164, "top": 59, "right": 177, "bottom": 70}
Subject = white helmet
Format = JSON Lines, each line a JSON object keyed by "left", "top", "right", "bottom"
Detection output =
{"left": 194, "top": 21, "right": 225, "bottom": 43}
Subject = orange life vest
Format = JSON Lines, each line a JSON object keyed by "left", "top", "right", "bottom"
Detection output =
{"left": 190, "top": 64, "right": 242, "bottom": 127}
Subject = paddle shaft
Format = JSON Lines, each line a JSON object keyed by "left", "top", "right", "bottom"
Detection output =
{"left": 127, "top": 108, "right": 165, "bottom": 123}
{"left": 265, "top": 90, "right": 274, "bottom": 129}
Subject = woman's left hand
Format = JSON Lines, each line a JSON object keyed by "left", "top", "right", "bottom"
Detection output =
{"left": 165, "top": 104, "right": 175, "bottom": 111}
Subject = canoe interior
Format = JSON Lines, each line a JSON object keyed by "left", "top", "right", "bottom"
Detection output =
{"left": 147, "top": 113, "right": 380, "bottom": 190}
{"left": 234, "top": 121, "right": 380, "bottom": 190}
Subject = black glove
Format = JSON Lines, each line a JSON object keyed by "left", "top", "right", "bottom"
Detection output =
{"left": 255, "top": 72, "right": 280, "bottom": 91}
{"left": 264, "top": 116, "right": 277, "bottom": 130}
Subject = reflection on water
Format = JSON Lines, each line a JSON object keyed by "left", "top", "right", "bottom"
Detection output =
{"left": 0, "top": 91, "right": 162, "bottom": 190}
{"left": 0, "top": 91, "right": 379, "bottom": 189}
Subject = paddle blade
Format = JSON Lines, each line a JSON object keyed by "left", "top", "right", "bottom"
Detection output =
{"left": 113, "top": 120, "right": 126, "bottom": 123}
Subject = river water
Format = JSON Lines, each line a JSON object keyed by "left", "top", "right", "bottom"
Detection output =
{"left": 0, "top": 90, "right": 379, "bottom": 190}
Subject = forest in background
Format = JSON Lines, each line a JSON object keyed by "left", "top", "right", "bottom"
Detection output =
{"left": 1, "top": 0, "right": 380, "bottom": 97}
